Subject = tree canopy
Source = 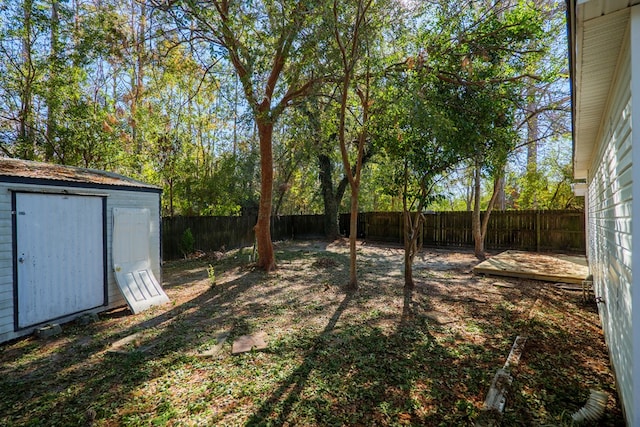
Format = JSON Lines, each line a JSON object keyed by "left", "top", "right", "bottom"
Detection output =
{"left": 0, "top": 0, "right": 575, "bottom": 268}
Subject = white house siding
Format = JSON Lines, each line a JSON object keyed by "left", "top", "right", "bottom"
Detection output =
{"left": 0, "top": 181, "right": 161, "bottom": 344}
{"left": 587, "top": 30, "right": 636, "bottom": 423}
{"left": 630, "top": 5, "right": 640, "bottom": 422}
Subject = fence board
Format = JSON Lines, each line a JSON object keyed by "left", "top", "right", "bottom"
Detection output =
{"left": 162, "top": 210, "right": 585, "bottom": 260}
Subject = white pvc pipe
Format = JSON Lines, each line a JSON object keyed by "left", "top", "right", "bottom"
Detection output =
{"left": 571, "top": 389, "right": 608, "bottom": 423}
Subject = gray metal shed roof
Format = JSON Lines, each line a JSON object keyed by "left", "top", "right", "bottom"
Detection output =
{"left": 0, "top": 158, "right": 161, "bottom": 192}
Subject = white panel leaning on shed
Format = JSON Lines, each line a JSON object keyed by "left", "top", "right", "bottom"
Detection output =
{"left": 112, "top": 208, "right": 169, "bottom": 314}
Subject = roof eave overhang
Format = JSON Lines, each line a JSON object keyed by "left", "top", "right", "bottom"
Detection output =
{"left": 569, "top": 0, "right": 639, "bottom": 181}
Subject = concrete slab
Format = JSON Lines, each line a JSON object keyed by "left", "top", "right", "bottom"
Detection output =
{"left": 232, "top": 332, "right": 268, "bottom": 354}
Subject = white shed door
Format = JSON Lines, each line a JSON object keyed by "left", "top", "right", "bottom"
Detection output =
{"left": 16, "top": 193, "right": 105, "bottom": 328}
{"left": 112, "top": 208, "right": 168, "bottom": 314}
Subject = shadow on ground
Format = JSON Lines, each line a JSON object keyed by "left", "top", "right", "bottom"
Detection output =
{"left": 0, "top": 241, "right": 624, "bottom": 426}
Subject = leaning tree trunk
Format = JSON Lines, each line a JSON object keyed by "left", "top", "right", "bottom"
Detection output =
{"left": 255, "top": 121, "right": 276, "bottom": 271}
{"left": 472, "top": 156, "right": 503, "bottom": 260}
{"left": 480, "top": 176, "right": 502, "bottom": 251}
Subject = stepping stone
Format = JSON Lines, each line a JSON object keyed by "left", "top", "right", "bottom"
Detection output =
{"left": 232, "top": 332, "right": 268, "bottom": 355}
{"left": 424, "top": 311, "right": 455, "bottom": 325}
{"left": 108, "top": 331, "right": 158, "bottom": 354}
{"left": 194, "top": 333, "right": 229, "bottom": 357}
{"left": 77, "top": 313, "right": 99, "bottom": 325}
{"left": 35, "top": 324, "right": 62, "bottom": 339}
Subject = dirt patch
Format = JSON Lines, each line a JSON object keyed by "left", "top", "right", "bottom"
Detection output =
{"left": 0, "top": 240, "right": 623, "bottom": 426}
{"left": 311, "top": 256, "right": 341, "bottom": 269}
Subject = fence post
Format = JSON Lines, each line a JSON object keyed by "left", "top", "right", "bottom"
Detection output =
{"left": 536, "top": 210, "right": 541, "bottom": 252}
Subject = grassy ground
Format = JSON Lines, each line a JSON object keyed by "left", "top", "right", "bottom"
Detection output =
{"left": 0, "top": 240, "right": 624, "bottom": 426}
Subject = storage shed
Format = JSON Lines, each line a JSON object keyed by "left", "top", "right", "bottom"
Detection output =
{"left": 0, "top": 158, "right": 167, "bottom": 344}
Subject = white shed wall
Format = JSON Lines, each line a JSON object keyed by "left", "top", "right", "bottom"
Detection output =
{"left": 0, "top": 182, "right": 161, "bottom": 344}
{"left": 587, "top": 25, "right": 636, "bottom": 424}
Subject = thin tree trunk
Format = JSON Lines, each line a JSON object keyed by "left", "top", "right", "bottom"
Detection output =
{"left": 131, "top": 0, "right": 145, "bottom": 165}
{"left": 348, "top": 189, "right": 359, "bottom": 290}
{"left": 403, "top": 211, "right": 414, "bottom": 288}
{"left": 333, "top": 0, "right": 373, "bottom": 291}
{"left": 402, "top": 161, "right": 414, "bottom": 289}
{"left": 402, "top": 157, "right": 428, "bottom": 289}
{"left": 526, "top": 93, "right": 538, "bottom": 208}
{"left": 46, "top": 0, "right": 59, "bottom": 162}
{"left": 19, "top": 0, "right": 35, "bottom": 159}
{"left": 169, "top": 178, "right": 174, "bottom": 217}
{"left": 472, "top": 157, "right": 484, "bottom": 259}
{"left": 404, "top": 210, "right": 425, "bottom": 289}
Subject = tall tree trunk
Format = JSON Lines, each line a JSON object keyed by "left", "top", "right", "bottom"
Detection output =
{"left": 332, "top": 0, "right": 373, "bottom": 291}
{"left": 255, "top": 120, "right": 276, "bottom": 271}
{"left": 526, "top": 93, "right": 538, "bottom": 208}
{"left": 130, "top": 0, "right": 145, "bottom": 165}
{"left": 168, "top": 177, "right": 174, "bottom": 217}
{"left": 472, "top": 157, "right": 484, "bottom": 259}
{"left": 318, "top": 148, "right": 374, "bottom": 241}
{"left": 46, "top": 0, "right": 59, "bottom": 162}
{"left": 212, "top": 0, "right": 319, "bottom": 272}
{"left": 19, "top": 0, "right": 35, "bottom": 159}
{"left": 318, "top": 153, "right": 340, "bottom": 240}
{"left": 233, "top": 73, "right": 238, "bottom": 157}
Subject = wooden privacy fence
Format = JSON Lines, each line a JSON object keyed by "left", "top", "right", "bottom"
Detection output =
{"left": 162, "top": 210, "right": 585, "bottom": 260}
{"left": 362, "top": 210, "right": 585, "bottom": 253}
{"left": 162, "top": 214, "right": 326, "bottom": 260}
